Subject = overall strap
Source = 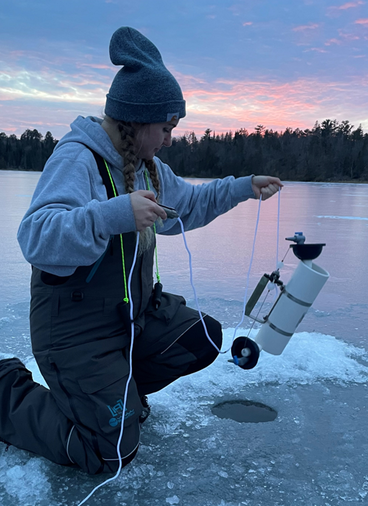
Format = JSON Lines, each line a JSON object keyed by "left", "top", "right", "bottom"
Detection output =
{"left": 83, "top": 143, "right": 161, "bottom": 311}
{"left": 89, "top": 148, "right": 118, "bottom": 199}
{"left": 79, "top": 145, "right": 130, "bottom": 305}
{"left": 73, "top": 142, "right": 118, "bottom": 199}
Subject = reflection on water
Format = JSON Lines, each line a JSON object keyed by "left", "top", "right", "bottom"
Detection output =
{"left": 1, "top": 170, "right": 367, "bottom": 349}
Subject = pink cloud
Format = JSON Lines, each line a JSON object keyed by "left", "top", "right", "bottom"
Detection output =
{"left": 242, "top": 22, "right": 253, "bottom": 26}
{"left": 327, "top": 2, "right": 365, "bottom": 17}
{"left": 171, "top": 75, "right": 368, "bottom": 135}
{"left": 79, "top": 63, "right": 115, "bottom": 70}
{"left": 325, "top": 38, "right": 342, "bottom": 45}
{"left": 293, "top": 23, "right": 319, "bottom": 32}
{"left": 0, "top": 64, "right": 114, "bottom": 105}
{"left": 304, "top": 48, "right": 329, "bottom": 53}
{"left": 2, "top": 65, "right": 368, "bottom": 138}
{"left": 167, "top": 69, "right": 208, "bottom": 88}
{"left": 335, "top": 1, "right": 365, "bottom": 9}
{"left": 355, "top": 18, "right": 368, "bottom": 24}
{"left": 338, "top": 29, "right": 360, "bottom": 39}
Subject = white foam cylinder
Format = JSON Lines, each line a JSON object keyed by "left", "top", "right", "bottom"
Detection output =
{"left": 254, "top": 260, "right": 329, "bottom": 355}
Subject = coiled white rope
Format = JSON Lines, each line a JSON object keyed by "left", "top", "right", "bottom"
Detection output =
{"left": 77, "top": 232, "right": 140, "bottom": 506}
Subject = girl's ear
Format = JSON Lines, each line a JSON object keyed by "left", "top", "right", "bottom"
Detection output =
{"left": 131, "top": 122, "right": 146, "bottom": 130}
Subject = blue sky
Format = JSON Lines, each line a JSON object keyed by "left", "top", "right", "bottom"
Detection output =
{"left": 0, "top": 0, "right": 367, "bottom": 139}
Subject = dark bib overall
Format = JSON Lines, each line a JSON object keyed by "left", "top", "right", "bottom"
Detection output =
{"left": 0, "top": 150, "right": 222, "bottom": 474}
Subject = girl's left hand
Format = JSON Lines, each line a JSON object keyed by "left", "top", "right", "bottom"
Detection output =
{"left": 251, "top": 176, "right": 283, "bottom": 200}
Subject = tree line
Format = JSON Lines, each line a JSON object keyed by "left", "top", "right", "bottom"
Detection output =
{"left": 158, "top": 120, "right": 368, "bottom": 181}
{"left": 1, "top": 120, "right": 367, "bottom": 181}
{"left": 0, "top": 129, "right": 58, "bottom": 172}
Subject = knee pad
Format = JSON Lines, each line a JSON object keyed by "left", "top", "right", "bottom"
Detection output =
{"left": 190, "top": 315, "right": 222, "bottom": 371}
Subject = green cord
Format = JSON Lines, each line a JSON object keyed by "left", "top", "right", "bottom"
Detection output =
{"left": 102, "top": 161, "right": 161, "bottom": 301}
{"left": 104, "top": 159, "right": 129, "bottom": 303}
{"left": 144, "top": 170, "right": 161, "bottom": 284}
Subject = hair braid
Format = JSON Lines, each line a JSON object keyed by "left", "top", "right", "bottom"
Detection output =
{"left": 117, "top": 121, "right": 138, "bottom": 194}
{"left": 113, "top": 119, "right": 161, "bottom": 200}
{"left": 144, "top": 158, "right": 160, "bottom": 201}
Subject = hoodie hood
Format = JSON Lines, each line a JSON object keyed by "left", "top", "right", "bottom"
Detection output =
{"left": 56, "top": 116, "right": 125, "bottom": 171}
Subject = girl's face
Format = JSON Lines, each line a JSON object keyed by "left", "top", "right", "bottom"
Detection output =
{"left": 134, "top": 119, "right": 179, "bottom": 160}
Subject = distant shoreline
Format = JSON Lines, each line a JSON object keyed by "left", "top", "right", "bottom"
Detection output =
{"left": 1, "top": 167, "right": 367, "bottom": 185}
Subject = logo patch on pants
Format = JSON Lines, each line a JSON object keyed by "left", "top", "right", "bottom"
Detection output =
{"left": 107, "top": 399, "right": 135, "bottom": 427}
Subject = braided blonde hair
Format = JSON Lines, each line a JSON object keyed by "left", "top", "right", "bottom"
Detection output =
{"left": 144, "top": 158, "right": 161, "bottom": 199}
{"left": 112, "top": 120, "right": 161, "bottom": 255}
{"left": 117, "top": 121, "right": 161, "bottom": 200}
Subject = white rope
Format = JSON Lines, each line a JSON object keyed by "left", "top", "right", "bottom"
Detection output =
{"left": 77, "top": 232, "right": 140, "bottom": 506}
{"left": 276, "top": 187, "right": 281, "bottom": 269}
{"left": 178, "top": 194, "right": 263, "bottom": 354}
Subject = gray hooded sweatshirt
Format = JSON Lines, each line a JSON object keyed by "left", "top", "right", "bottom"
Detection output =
{"left": 17, "top": 116, "right": 256, "bottom": 276}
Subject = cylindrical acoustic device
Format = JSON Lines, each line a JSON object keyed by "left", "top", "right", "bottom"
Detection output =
{"left": 254, "top": 260, "right": 329, "bottom": 355}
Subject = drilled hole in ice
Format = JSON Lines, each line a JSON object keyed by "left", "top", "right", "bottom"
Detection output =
{"left": 211, "top": 400, "right": 277, "bottom": 423}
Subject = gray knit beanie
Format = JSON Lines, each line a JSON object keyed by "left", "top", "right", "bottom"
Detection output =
{"left": 105, "top": 27, "right": 186, "bottom": 123}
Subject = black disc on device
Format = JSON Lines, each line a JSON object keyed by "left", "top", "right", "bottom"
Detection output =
{"left": 231, "top": 336, "right": 260, "bottom": 370}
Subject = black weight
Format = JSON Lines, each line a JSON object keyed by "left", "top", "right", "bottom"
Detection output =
{"left": 153, "top": 282, "right": 163, "bottom": 309}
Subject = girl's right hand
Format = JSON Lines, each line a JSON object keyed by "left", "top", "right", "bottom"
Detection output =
{"left": 130, "top": 190, "right": 167, "bottom": 231}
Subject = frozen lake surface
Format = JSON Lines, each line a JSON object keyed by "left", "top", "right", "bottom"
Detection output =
{"left": 1, "top": 170, "right": 368, "bottom": 505}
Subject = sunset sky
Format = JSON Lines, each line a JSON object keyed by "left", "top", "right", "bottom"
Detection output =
{"left": 1, "top": 0, "right": 367, "bottom": 139}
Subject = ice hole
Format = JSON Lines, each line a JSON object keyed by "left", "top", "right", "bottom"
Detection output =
{"left": 211, "top": 400, "right": 277, "bottom": 423}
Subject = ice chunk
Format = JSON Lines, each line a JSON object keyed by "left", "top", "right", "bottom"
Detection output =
{"left": 166, "top": 495, "right": 180, "bottom": 504}
{"left": 2, "top": 458, "right": 51, "bottom": 506}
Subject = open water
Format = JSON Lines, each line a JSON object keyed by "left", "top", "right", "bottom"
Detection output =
{"left": 0, "top": 170, "right": 368, "bottom": 505}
